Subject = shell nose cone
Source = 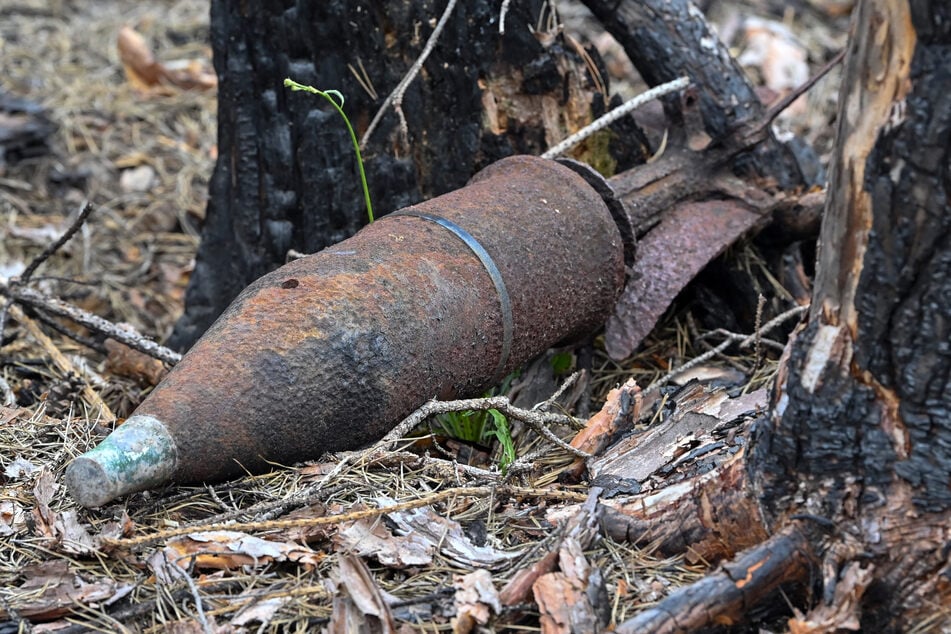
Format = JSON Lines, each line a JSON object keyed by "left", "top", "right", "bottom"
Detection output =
{"left": 65, "top": 415, "right": 178, "bottom": 508}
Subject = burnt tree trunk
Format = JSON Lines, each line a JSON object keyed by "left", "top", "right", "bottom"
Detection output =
{"left": 749, "top": 0, "right": 951, "bottom": 627}
{"left": 607, "top": 1, "right": 951, "bottom": 631}
{"left": 167, "top": 0, "right": 642, "bottom": 350}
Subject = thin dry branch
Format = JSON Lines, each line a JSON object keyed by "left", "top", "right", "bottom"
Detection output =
{"left": 359, "top": 0, "right": 458, "bottom": 150}
{"left": 615, "top": 524, "right": 817, "bottom": 633}
{"left": 104, "top": 484, "right": 588, "bottom": 549}
{"left": 0, "top": 200, "right": 182, "bottom": 368}
{"left": 0, "top": 202, "right": 94, "bottom": 346}
{"left": 541, "top": 77, "right": 690, "bottom": 159}
{"left": 314, "top": 374, "right": 589, "bottom": 493}
{"left": 646, "top": 304, "right": 808, "bottom": 394}
{"left": 2, "top": 283, "right": 181, "bottom": 365}
{"left": 20, "top": 202, "right": 94, "bottom": 282}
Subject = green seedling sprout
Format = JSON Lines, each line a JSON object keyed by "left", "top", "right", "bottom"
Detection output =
{"left": 486, "top": 409, "right": 516, "bottom": 474}
{"left": 284, "top": 78, "right": 374, "bottom": 223}
{"left": 432, "top": 372, "right": 519, "bottom": 474}
{"left": 435, "top": 407, "right": 516, "bottom": 475}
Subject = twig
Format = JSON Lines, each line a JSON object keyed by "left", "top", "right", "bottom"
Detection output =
{"left": 541, "top": 77, "right": 690, "bottom": 159}
{"left": 1, "top": 283, "right": 181, "bottom": 365}
{"left": 163, "top": 553, "right": 213, "bottom": 634}
{"left": 104, "top": 484, "right": 588, "bottom": 549}
{"left": 20, "top": 202, "right": 94, "bottom": 282}
{"left": 347, "top": 58, "right": 378, "bottom": 100}
{"left": 533, "top": 370, "right": 582, "bottom": 412}
{"left": 499, "top": 0, "right": 512, "bottom": 34}
{"left": 314, "top": 387, "right": 588, "bottom": 493}
{"left": 8, "top": 304, "right": 115, "bottom": 421}
{"left": 761, "top": 49, "right": 846, "bottom": 129}
{"left": 26, "top": 306, "right": 108, "bottom": 354}
{"left": 0, "top": 202, "right": 94, "bottom": 350}
{"left": 646, "top": 304, "right": 808, "bottom": 394}
{"left": 396, "top": 396, "right": 588, "bottom": 457}
{"left": 360, "top": 0, "right": 459, "bottom": 150}
{"left": 752, "top": 294, "right": 766, "bottom": 375}
{"left": 0, "top": 199, "right": 180, "bottom": 368}
{"left": 731, "top": 48, "right": 846, "bottom": 147}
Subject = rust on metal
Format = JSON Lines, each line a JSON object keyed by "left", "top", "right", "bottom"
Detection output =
{"left": 604, "top": 198, "right": 764, "bottom": 360}
{"left": 66, "top": 155, "right": 624, "bottom": 506}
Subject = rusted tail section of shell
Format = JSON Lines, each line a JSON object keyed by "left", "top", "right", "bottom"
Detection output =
{"left": 66, "top": 155, "right": 624, "bottom": 506}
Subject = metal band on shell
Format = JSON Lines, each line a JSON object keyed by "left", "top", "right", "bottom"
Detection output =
{"left": 390, "top": 209, "right": 514, "bottom": 383}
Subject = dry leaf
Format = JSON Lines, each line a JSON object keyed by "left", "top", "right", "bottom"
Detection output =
{"left": 117, "top": 25, "right": 216, "bottom": 93}
{"left": 3, "top": 560, "right": 131, "bottom": 620}
{"left": 0, "top": 500, "right": 27, "bottom": 536}
{"left": 0, "top": 406, "right": 25, "bottom": 425}
{"left": 117, "top": 26, "right": 163, "bottom": 89}
{"left": 149, "top": 530, "right": 323, "bottom": 581}
{"left": 384, "top": 501, "right": 521, "bottom": 569}
{"left": 31, "top": 468, "right": 59, "bottom": 539}
{"left": 161, "top": 58, "right": 217, "bottom": 91}
{"left": 452, "top": 569, "right": 501, "bottom": 634}
{"left": 788, "top": 563, "right": 874, "bottom": 633}
{"left": 54, "top": 510, "right": 97, "bottom": 555}
{"left": 335, "top": 517, "right": 433, "bottom": 568}
{"left": 4, "top": 455, "right": 39, "bottom": 479}
{"left": 230, "top": 597, "right": 289, "bottom": 628}
{"left": 328, "top": 555, "right": 396, "bottom": 634}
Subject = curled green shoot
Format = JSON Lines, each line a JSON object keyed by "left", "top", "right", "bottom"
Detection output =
{"left": 284, "top": 78, "right": 374, "bottom": 223}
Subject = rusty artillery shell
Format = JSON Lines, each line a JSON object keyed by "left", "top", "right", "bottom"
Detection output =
{"left": 66, "top": 156, "right": 624, "bottom": 507}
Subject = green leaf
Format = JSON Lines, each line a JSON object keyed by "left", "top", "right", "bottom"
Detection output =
{"left": 283, "top": 78, "right": 374, "bottom": 223}
{"left": 550, "top": 351, "right": 573, "bottom": 376}
{"left": 487, "top": 409, "right": 516, "bottom": 474}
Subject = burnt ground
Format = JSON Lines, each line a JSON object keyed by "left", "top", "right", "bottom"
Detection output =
{"left": 0, "top": 1, "right": 848, "bottom": 631}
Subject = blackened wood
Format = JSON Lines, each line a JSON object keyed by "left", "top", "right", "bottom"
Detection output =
{"left": 169, "top": 0, "right": 621, "bottom": 349}
{"left": 750, "top": 0, "right": 951, "bottom": 627}
{"left": 0, "top": 90, "right": 53, "bottom": 163}
{"left": 615, "top": 525, "right": 815, "bottom": 634}
{"left": 579, "top": 0, "right": 805, "bottom": 189}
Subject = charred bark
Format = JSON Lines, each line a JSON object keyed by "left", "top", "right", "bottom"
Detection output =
{"left": 580, "top": 0, "right": 807, "bottom": 189}
{"left": 168, "top": 0, "right": 637, "bottom": 350}
{"left": 748, "top": 0, "right": 951, "bottom": 628}
{"left": 599, "top": 1, "right": 951, "bottom": 631}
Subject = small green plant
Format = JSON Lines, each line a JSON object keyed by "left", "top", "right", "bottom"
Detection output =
{"left": 435, "top": 406, "right": 516, "bottom": 474}
{"left": 283, "top": 78, "right": 374, "bottom": 223}
{"left": 485, "top": 409, "right": 516, "bottom": 473}
{"left": 549, "top": 351, "right": 574, "bottom": 376}
{"left": 433, "top": 373, "right": 519, "bottom": 473}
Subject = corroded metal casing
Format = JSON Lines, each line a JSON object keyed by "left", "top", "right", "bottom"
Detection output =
{"left": 66, "top": 156, "right": 624, "bottom": 507}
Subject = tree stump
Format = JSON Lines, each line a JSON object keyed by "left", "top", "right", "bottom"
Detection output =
{"left": 749, "top": 0, "right": 951, "bottom": 627}
{"left": 601, "top": 1, "right": 951, "bottom": 630}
